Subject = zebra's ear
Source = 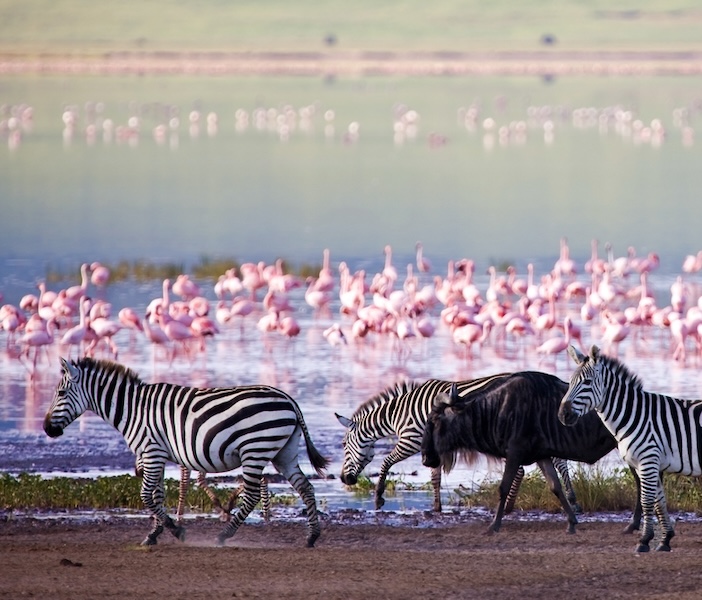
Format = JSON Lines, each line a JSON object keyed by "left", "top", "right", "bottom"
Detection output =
{"left": 335, "top": 414, "right": 354, "bottom": 429}
{"left": 567, "top": 345, "right": 585, "bottom": 365}
{"left": 60, "top": 357, "right": 79, "bottom": 381}
{"left": 589, "top": 345, "right": 601, "bottom": 362}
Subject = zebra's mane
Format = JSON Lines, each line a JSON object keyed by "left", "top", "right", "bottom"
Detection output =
{"left": 597, "top": 353, "right": 644, "bottom": 391}
{"left": 352, "top": 380, "right": 421, "bottom": 419}
{"left": 72, "top": 356, "right": 144, "bottom": 385}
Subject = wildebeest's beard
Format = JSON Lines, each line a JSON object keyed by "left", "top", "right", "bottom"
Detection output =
{"left": 422, "top": 406, "right": 482, "bottom": 474}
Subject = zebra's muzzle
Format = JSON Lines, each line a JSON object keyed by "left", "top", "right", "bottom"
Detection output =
{"left": 340, "top": 472, "right": 357, "bottom": 486}
{"left": 43, "top": 415, "right": 64, "bottom": 438}
{"left": 558, "top": 401, "right": 579, "bottom": 427}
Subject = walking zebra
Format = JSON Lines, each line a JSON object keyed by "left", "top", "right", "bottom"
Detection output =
{"left": 558, "top": 345, "right": 700, "bottom": 552}
{"left": 336, "top": 375, "right": 578, "bottom": 514}
{"left": 44, "top": 357, "right": 328, "bottom": 547}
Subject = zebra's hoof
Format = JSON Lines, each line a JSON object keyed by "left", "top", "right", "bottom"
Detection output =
{"left": 216, "top": 534, "right": 228, "bottom": 547}
{"left": 140, "top": 536, "right": 157, "bottom": 547}
{"left": 171, "top": 526, "right": 186, "bottom": 542}
{"left": 655, "top": 543, "right": 671, "bottom": 552}
{"left": 306, "top": 532, "right": 320, "bottom": 548}
{"left": 635, "top": 543, "right": 650, "bottom": 553}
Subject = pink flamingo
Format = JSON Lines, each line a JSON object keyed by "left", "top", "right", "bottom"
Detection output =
{"left": 305, "top": 277, "right": 332, "bottom": 314}
{"left": 415, "top": 242, "right": 431, "bottom": 273}
{"left": 172, "top": 274, "right": 201, "bottom": 300}
{"left": 451, "top": 320, "right": 492, "bottom": 358}
{"left": 584, "top": 239, "right": 606, "bottom": 275}
{"left": 240, "top": 262, "right": 266, "bottom": 301}
{"left": 600, "top": 310, "right": 631, "bottom": 356}
{"left": 142, "top": 310, "right": 170, "bottom": 360}
{"left": 86, "top": 316, "right": 122, "bottom": 359}
{"left": 278, "top": 315, "right": 301, "bottom": 339}
{"left": 65, "top": 263, "right": 91, "bottom": 301}
{"left": 146, "top": 279, "right": 172, "bottom": 322}
{"left": 315, "top": 249, "right": 335, "bottom": 292}
{"left": 18, "top": 318, "right": 56, "bottom": 375}
{"left": 90, "top": 262, "right": 110, "bottom": 288}
{"left": 118, "top": 307, "right": 143, "bottom": 345}
{"left": 536, "top": 316, "right": 572, "bottom": 365}
{"left": 1, "top": 304, "right": 25, "bottom": 349}
{"left": 553, "top": 237, "right": 577, "bottom": 278}
{"left": 323, "top": 323, "right": 347, "bottom": 347}
{"left": 156, "top": 305, "right": 193, "bottom": 363}
{"left": 60, "top": 297, "right": 90, "bottom": 359}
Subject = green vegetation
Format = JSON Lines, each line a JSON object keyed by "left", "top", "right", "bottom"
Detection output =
{"left": 44, "top": 257, "right": 322, "bottom": 285}
{"left": 0, "top": 0, "right": 700, "bottom": 55}
{"left": 0, "top": 472, "right": 285, "bottom": 512}
{"left": 461, "top": 467, "right": 702, "bottom": 514}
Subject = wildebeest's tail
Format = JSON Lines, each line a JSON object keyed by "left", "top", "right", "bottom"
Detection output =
{"left": 291, "top": 400, "right": 330, "bottom": 477}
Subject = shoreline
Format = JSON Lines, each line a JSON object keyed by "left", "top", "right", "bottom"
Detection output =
{"left": 2, "top": 50, "right": 702, "bottom": 77}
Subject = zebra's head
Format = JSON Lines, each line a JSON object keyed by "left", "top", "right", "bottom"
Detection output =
{"left": 43, "top": 358, "right": 89, "bottom": 438}
{"left": 558, "top": 345, "right": 603, "bottom": 426}
{"left": 335, "top": 413, "right": 376, "bottom": 486}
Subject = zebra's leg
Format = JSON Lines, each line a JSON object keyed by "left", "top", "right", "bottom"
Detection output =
{"left": 430, "top": 467, "right": 442, "bottom": 512}
{"left": 176, "top": 466, "right": 191, "bottom": 523}
{"left": 624, "top": 467, "right": 643, "bottom": 534}
{"left": 488, "top": 457, "right": 524, "bottom": 534}
{"left": 139, "top": 458, "right": 185, "bottom": 546}
{"left": 374, "top": 445, "right": 416, "bottom": 510}
{"left": 635, "top": 467, "right": 659, "bottom": 553}
{"left": 216, "top": 466, "right": 263, "bottom": 546}
{"left": 275, "top": 460, "right": 321, "bottom": 548}
{"left": 503, "top": 466, "right": 526, "bottom": 515}
{"left": 653, "top": 477, "right": 675, "bottom": 552}
{"left": 259, "top": 476, "right": 271, "bottom": 521}
{"left": 536, "top": 458, "right": 578, "bottom": 534}
{"left": 552, "top": 458, "right": 582, "bottom": 514}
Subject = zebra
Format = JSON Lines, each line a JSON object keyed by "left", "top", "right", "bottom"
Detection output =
{"left": 336, "top": 375, "right": 579, "bottom": 515}
{"left": 558, "top": 344, "right": 700, "bottom": 552}
{"left": 44, "top": 357, "right": 328, "bottom": 547}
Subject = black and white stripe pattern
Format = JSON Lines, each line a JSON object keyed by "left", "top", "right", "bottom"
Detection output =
{"left": 559, "top": 344, "right": 702, "bottom": 552}
{"left": 44, "top": 357, "right": 328, "bottom": 547}
{"left": 337, "top": 375, "right": 576, "bottom": 513}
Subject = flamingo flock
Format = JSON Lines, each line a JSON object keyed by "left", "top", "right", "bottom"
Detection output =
{"left": 3, "top": 239, "right": 702, "bottom": 377}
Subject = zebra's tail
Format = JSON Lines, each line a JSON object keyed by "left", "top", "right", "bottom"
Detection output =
{"left": 292, "top": 402, "right": 330, "bottom": 477}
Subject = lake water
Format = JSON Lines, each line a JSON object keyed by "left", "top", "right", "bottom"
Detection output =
{"left": 1, "top": 72, "right": 702, "bottom": 515}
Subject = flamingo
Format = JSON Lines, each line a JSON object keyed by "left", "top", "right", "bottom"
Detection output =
{"left": 142, "top": 311, "right": 170, "bottom": 360}
{"left": 60, "top": 297, "right": 90, "bottom": 359}
{"left": 452, "top": 320, "right": 492, "bottom": 358}
{"left": 118, "top": 307, "right": 144, "bottom": 346}
{"left": 86, "top": 316, "right": 122, "bottom": 359}
{"left": 90, "top": 262, "right": 110, "bottom": 288}
{"left": 314, "top": 248, "right": 335, "bottom": 293}
{"left": 323, "top": 323, "right": 347, "bottom": 347}
{"left": 278, "top": 315, "right": 301, "bottom": 339}
{"left": 64, "top": 263, "right": 90, "bottom": 301}
{"left": 536, "top": 316, "right": 572, "bottom": 365}
{"left": 172, "top": 274, "right": 201, "bottom": 301}
{"left": 0, "top": 304, "right": 25, "bottom": 349}
{"left": 156, "top": 305, "right": 194, "bottom": 363}
{"left": 553, "top": 237, "right": 577, "bottom": 278}
{"left": 415, "top": 242, "right": 431, "bottom": 273}
{"left": 18, "top": 318, "right": 56, "bottom": 375}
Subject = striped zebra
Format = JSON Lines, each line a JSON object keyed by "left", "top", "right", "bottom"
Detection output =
{"left": 337, "top": 375, "right": 578, "bottom": 513}
{"left": 558, "top": 344, "right": 700, "bottom": 552}
{"left": 44, "top": 357, "right": 328, "bottom": 547}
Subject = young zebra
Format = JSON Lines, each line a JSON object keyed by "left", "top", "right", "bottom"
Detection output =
{"left": 44, "top": 357, "right": 328, "bottom": 547}
{"left": 336, "top": 375, "right": 578, "bottom": 514}
{"left": 558, "top": 344, "right": 700, "bottom": 552}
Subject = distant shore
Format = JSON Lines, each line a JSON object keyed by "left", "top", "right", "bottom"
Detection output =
{"left": 2, "top": 50, "right": 702, "bottom": 76}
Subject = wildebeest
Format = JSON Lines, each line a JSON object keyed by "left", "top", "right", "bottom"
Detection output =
{"left": 421, "top": 371, "right": 643, "bottom": 534}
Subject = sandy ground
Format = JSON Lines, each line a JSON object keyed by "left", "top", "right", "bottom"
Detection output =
{"left": 4, "top": 511, "right": 702, "bottom": 599}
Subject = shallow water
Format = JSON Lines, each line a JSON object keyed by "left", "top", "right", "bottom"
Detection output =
{"left": 1, "top": 261, "right": 702, "bottom": 514}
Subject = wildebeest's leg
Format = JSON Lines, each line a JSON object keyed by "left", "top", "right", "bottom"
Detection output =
{"left": 430, "top": 467, "right": 442, "bottom": 512}
{"left": 488, "top": 457, "right": 524, "bottom": 534}
{"left": 374, "top": 444, "right": 418, "bottom": 510}
{"left": 536, "top": 458, "right": 578, "bottom": 534}
{"left": 504, "top": 466, "right": 526, "bottom": 514}
{"left": 139, "top": 457, "right": 185, "bottom": 546}
{"left": 552, "top": 458, "right": 581, "bottom": 514}
{"left": 216, "top": 465, "right": 263, "bottom": 546}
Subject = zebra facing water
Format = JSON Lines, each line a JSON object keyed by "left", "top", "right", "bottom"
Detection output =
{"left": 336, "top": 375, "right": 579, "bottom": 515}
{"left": 558, "top": 345, "right": 702, "bottom": 552}
{"left": 44, "top": 357, "right": 328, "bottom": 547}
